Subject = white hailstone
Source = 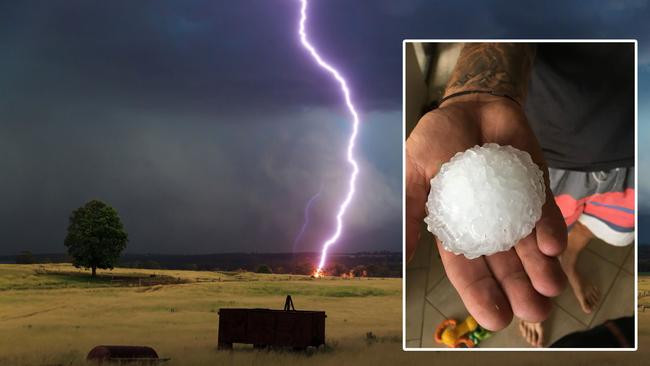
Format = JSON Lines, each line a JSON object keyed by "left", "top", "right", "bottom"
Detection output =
{"left": 424, "top": 143, "right": 545, "bottom": 259}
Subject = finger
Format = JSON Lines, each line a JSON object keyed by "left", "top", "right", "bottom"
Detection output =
{"left": 485, "top": 249, "right": 552, "bottom": 323}
{"left": 405, "top": 155, "right": 428, "bottom": 263}
{"left": 437, "top": 240, "right": 512, "bottom": 331}
{"left": 515, "top": 232, "right": 566, "bottom": 297}
{"left": 536, "top": 190, "right": 568, "bottom": 257}
{"left": 490, "top": 109, "right": 567, "bottom": 258}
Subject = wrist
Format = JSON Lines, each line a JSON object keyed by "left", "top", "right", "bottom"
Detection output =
{"left": 439, "top": 91, "right": 521, "bottom": 109}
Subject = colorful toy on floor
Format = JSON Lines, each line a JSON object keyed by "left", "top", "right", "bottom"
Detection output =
{"left": 434, "top": 315, "right": 493, "bottom": 348}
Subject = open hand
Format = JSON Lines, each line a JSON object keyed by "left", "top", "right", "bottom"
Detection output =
{"left": 406, "top": 94, "right": 567, "bottom": 330}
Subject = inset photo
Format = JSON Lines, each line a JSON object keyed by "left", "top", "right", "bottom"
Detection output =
{"left": 404, "top": 41, "right": 636, "bottom": 349}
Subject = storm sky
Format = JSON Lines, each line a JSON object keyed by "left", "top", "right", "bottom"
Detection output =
{"left": 1, "top": 0, "right": 649, "bottom": 254}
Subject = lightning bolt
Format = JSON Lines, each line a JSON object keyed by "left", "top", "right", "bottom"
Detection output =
{"left": 298, "top": 0, "right": 360, "bottom": 277}
{"left": 291, "top": 187, "right": 322, "bottom": 254}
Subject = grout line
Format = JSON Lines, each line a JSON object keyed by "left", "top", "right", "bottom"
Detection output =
{"left": 426, "top": 247, "right": 446, "bottom": 293}
{"left": 422, "top": 297, "right": 446, "bottom": 348}
{"left": 426, "top": 273, "right": 446, "bottom": 295}
{"left": 620, "top": 246, "right": 635, "bottom": 275}
{"left": 552, "top": 300, "right": 589, "bottom": 328}
{"left": 425, "top": 297, "right": 448, "bottom": 319}
{"left": 584, "top": 242, "right": 630, "bottom": 269}
{"left": 546, "top": 306, "right": 574, "bottom": 345}
{"left": 417, "top": 248, "right": 433, "bottom": 344}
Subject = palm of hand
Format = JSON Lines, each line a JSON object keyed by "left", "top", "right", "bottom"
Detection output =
{"left": 406, "top": 97, "right": 567, "bottom": 330}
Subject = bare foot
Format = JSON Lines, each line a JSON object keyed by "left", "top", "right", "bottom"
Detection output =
{"left": 571, "top": 276, "right": 600, "bottom": 314}
{"left": 519, "top": 320, "right": 544, "bottom": 347}
{"left": 559, "top": 221, "right": 600, "bottom": 314}
{"left": 561, "top": 260, "right": 600, "bottom": 314}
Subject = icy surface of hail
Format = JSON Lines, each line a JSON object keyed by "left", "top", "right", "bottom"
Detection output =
{"left": 424, "top": 143, "right": 545, "bottom": 259}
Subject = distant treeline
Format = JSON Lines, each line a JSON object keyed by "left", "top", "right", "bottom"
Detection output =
{"left": 3, "top": 251, "right": 402, "bottom": 278}
{"left": 9, "top": 246, "right": 648, "bottom": 275}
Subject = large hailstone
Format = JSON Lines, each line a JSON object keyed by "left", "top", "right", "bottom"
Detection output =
{"left": 424, "top": 143, "right": 545, "bottom": 259}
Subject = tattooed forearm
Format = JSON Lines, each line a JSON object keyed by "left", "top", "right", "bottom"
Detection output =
{"left": 444, "top": 43, "right": 536, "bottom": 105}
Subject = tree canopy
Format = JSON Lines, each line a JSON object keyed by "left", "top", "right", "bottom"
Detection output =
{"left": 64, "top": 200, "right": 128, "bottom": 277}
{"left": 256, "top": 264, "right": 272, "bottom": 274}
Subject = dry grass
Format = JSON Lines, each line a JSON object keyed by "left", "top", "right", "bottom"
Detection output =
{"left": 1, "top": 264, "right": 649, "bottom": 366}
{"left": 0, "top": 264, "right": 401, "bottom": 365}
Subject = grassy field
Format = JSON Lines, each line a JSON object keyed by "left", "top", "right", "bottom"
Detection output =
{"left": 1, "top": 264, "right": 650, "bottom": 366}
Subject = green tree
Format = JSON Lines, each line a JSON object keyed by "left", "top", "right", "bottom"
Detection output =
{"left": 15, "top": 250, "right": 34, "bottom": 264}
{"left": 256, "top": 264, "right": 272, "bottom": 274}
{"left": 64, "top": 200, "right": 128, "bottom": 277}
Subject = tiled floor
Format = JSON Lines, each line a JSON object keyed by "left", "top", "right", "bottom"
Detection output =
{"left": 406, "top": 225, "right": 635, "bottom": 348}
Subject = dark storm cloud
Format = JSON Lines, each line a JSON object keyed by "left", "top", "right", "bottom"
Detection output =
{"left": 1, "top": 0, "right": 649, "bottom": 254}
{"left": 0, "top": 0, "right": 410, "bottom": 255}
{"left": 0, "top": 103, "right": 401, "bottom": 254}
{"left": 1, "top": 0, "right": 648, "bottom": 111}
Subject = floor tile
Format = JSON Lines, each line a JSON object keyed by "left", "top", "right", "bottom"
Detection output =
{"left": 587, "top": 238, "right": 633, "bottom": 267}
{"left": 623, "top": 244, "right": 636, "bottom": 275}
{"left": 426, "top": 276, "right": 467, "bottom": 320}
{"left": 407, "top": 226, "right": 433, "bottom": 270}
{"left": 406, "top": 268, "right": 428, "bottom": 340}
{"left": 477, "top": 316, "right": 531, "bottom": 348}
{"left": 592, "top": 269, "right": 635, "bottom": 327}
{"left": 545, "top": 306, "right": 588, "bottom": 346}
{"left": 405, "top": 338, "right": 421, "bottom": 348}
{"left": 420, "top": 300, "right": 447, "bottom": 348}
{"left": 426, "top": 242, "right": 445, "bottom": 293}
{"left": 553, "top": 249, "right": 619, "bottom": 326}
{"left": 415, "top": 244, "right": 630, "bottom": 348}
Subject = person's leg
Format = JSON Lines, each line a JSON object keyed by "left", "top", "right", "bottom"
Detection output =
{"left": 519, "top": 168, "right": 589, "bottom": 347}
{"left": 519, "top": 221, "right": 596, "bottom": 347}
{"left": 559, "top": 220, "right": 600, "bottom": 314}
{"left": 519, "top": 167, "right": 634, "bottom": 346}
{"left": 567, "top": 168, "right": 635, "bottom": 313}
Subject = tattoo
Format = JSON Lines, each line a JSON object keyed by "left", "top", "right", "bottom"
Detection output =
{"left": 444, "top": 43, "right": 536, "bottom": 104}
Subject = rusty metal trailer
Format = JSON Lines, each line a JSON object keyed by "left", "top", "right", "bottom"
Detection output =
{"left": 218, "top": 296, "right": 326, "bottom": 350}
{"left": 86, "top": 345, "right": 169, "bottom": 364}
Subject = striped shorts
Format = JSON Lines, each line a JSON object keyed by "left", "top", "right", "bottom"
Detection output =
{"left": 550, "top": 167, "right": 635, "bottom": 247}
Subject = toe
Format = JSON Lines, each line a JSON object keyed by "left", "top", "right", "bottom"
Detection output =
{"left": 535, "top": 324, "right": 544, "bottom": 347}
{"left": 531, "top": 328, "right": 538, "bottom": 346}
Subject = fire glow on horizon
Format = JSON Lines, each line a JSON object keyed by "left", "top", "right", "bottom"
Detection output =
{"left": 297, "top": 0, "right": 360, "bottom": 277}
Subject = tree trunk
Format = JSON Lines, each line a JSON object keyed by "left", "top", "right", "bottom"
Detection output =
{"left": 92, "top": 267, "right": 96, "bottom": 277}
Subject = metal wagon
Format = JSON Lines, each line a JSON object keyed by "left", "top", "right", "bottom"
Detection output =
{"left": 218, "top": 295, "right": 326, "bottom": 350}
